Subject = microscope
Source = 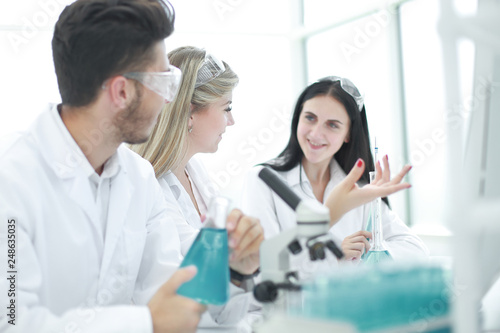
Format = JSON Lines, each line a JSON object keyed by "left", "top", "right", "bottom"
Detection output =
{"left": 253, "top": 167, "right": 344, "bottom": 304}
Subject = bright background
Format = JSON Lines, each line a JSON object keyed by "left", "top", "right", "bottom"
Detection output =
{"left": 0, "top": 0, "right": 478, "bottom": 256}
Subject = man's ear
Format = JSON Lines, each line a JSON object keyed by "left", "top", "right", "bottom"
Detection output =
{"left": 104, "top": 76, "right": 133, "bottom": 110}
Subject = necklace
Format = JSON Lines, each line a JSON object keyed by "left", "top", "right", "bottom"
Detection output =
{"left": 184, "top": 169, "right": 201, "bottom": 216}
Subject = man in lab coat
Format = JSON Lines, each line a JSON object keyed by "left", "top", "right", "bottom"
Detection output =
{"left": 0, "top": 0, "right": 263, "bottom": 332}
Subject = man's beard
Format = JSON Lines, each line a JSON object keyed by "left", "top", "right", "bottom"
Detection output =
{"left": 114, "top": 82, "right": 154, "bottom": 145}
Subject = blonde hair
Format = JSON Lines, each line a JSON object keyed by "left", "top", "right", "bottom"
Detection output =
{"left": 130, "top": 46, "right": 239, "bottom": 178}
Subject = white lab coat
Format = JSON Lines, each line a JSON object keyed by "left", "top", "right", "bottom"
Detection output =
{"left": 158, "top": 157, "right": 216, "bottom": 256}
{"left": 157, "top": 157, "right": 262, "bottom": 329}
{"left": 0, "top": 105, "right": 234, "bottom": 333}
{"left": 241, "top": 159, "right": 429, "bottom": 269}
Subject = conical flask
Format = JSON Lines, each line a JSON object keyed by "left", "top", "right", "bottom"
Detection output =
{"left": 364, "top": 171, "right": 392, "bottom": 264}
{"left": 177, "top": 196, "right": 230, "bottom": 305}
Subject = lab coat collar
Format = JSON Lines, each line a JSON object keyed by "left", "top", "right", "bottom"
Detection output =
{"left": 160, "top": 157, "right": 213, "bottom": 230}
{"left": 185, "top": 157, "right": 212, "bottom": 211}
{"left": 163, "top": 157, "right": 214, "bottom": 205}
{"left": 284, "top": 158, "right": 340, "bottom": 188}
{"left": 163, "top": 171, "right": 181, "bottom": 200}
{"left": 33, "top": 103, "right": 128, "bottom": 179}
{"left": 32, "top": 104, "right": 94, "bottom": 179}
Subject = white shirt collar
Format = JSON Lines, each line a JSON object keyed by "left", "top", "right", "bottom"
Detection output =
{"left": 88, "top": 152, "right": 121, "bottom": 184}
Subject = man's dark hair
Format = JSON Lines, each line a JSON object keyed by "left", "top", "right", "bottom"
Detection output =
{"left": 52, "top": 0, "right": 175, "bottom": 107}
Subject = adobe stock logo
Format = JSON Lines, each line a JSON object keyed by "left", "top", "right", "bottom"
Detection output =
{"left": 212, "top": 0, "right": 245, "bottom": 21}
{"left": 8, "top": 0, "right": 67, "bottom": 54}
{"left": 340, "top": 8, "right": 395, "bottom": 64}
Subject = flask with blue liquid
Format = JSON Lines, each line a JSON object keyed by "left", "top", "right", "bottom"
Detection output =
{"left": 177, "top": 196, "right": 230, "bottom": 305}
{"left": 363, "top": 171, "right": 392, "bottom": 264}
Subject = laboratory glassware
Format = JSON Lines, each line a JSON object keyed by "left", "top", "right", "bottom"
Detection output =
{"left": 361, "top": 138, "right": 377, "bottom": 261}
{"left": 297, "top": 263, "right": 451, "bottom": 332}
{"left": 363, "top": 171, "right": 392, "bottom": 264}
{"left": 177, "top": 196, "right": 230, "bottom": 305}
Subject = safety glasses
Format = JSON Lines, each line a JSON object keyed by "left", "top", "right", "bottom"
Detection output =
{"left": 123, "top": 64, "right": 182, "bottom": 103}
{"left": 319, "top": 76, "right": 364, "bottom": 111}
{"left": 195, "top": 52, "right": 225, "bottom": 88}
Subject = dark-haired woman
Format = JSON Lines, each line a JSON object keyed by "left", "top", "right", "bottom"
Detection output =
{"left": 242, "top": 77, "right": 428, "bottom": 265}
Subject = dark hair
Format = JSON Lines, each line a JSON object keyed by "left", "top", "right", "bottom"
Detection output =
{"left": 266, "top": 79, "right": 389, "bottom": 206}
{"left": 52, "top": 0, "right": 175, "bottom": 107}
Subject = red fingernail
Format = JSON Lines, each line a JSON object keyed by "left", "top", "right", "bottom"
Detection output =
{"left": 385, "top": 154, "right": 388, "bottom": 160}
{"left": 357, "top": 159, "right": 363, "bottom": 167}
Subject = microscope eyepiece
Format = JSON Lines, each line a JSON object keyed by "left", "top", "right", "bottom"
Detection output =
{"left": 253, "top": 280, "right": 302, "bottom": 303}
{"left": 309, "top": 242, "right": 326, "bottom": 261}
{"left": 288, "top": 239, "right": 302, "bottom": 255}
{"left": 253, "top": 281, "right": 279, "bottom": 303}
{"left": 258, "top": 168, "right": 301, "bottom": 210}
{"left": 326, "top": 240, "right": 344, "bottom": 259}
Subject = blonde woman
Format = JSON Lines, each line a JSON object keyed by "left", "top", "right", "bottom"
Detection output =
{"left": 132, "top": 46, "right": 263, "bottom": 328}
{"left": 132, "top": 46, "right": 249, "bottom": 255}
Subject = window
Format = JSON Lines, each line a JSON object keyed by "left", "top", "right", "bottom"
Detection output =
{"left": 400, "top": 0, "right": 475, "bottom": 237}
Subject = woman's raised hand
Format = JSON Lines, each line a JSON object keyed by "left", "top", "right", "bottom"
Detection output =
{"left": 324, "top": 155, "right": 411, "bottom": 226}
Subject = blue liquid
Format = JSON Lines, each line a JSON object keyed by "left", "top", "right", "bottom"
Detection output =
{"left": 177, "top": 228, "right": 230, "bottom": 305}
{"left": 363, "top": 249, "right": 392, "bottom": 264}
{"left": 361, "top": 212, "right": 373, "bottom": 260}
{"left": 297, "top": 263, "right": 451, "bottom": 332}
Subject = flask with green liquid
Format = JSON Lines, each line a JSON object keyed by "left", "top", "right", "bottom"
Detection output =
{"left": 177, "top": 196, "right": 230, "bottom": 305}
